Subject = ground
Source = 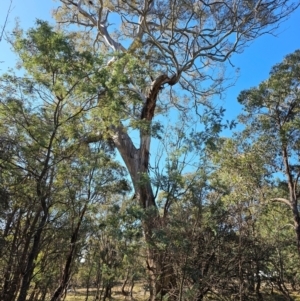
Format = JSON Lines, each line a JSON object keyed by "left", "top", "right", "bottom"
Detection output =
{"left": 64, "top": 286, "right": 300, "bottom": 301}
{"left": 65, "top": 282, "right": 148, "bottom": 301}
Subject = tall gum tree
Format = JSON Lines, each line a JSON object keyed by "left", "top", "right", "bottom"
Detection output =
{"left": 52, "top": 1, "right": 299, "bottom": 299}
{"left": 209, "top": 137, "right": 299, "bottom": 299}
{"left": 237, "top": 50, "right": 300, "bottom": 253}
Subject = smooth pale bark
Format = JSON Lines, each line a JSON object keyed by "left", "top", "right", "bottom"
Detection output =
{"left": 54, "top": 1, "right": 300, "bottom": 299}
{"left": 111, "top": 75, "right": 176, "bottom": 300}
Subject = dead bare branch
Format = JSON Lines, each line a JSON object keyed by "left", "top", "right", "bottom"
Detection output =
{"left": 0, "top": 0, "right": 13, "bottom": 43}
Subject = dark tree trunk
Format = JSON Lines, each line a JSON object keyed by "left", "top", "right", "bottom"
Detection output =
{"left": 279, "top": 146, "right": 300, "bottom": 253}
{"left": 50, "top": 204, "right": 87, "bottom": 301}
{"left": 291, "top": 203, "right": 300, "bottom": 253}
{"left": 129, "top": 279, "right": 134, "bottom": 298}
{"left": 255, "top": 275, "right": 263, "bottom": 301}
{"left": 121, "top": 269, "right": 129, "bottom": 296}
{"left": 17, "top": 212, "right": 48, "bottom": 301}
{"left": 103, "top": 284, "right": 112, "bottom": 301}
{"left": 93, "top": 262, "right": 102, "bottom": 301}
{"left": 1, "top": 210, "right": 23, "bottom": 301}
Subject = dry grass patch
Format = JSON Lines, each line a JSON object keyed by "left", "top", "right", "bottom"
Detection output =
{"left": 65, "top": 282, "right": 149, "bottom": 301}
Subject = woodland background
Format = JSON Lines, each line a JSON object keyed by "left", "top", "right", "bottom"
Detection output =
{"left": 1, "top": 1, "right": 300, "bottom": 301}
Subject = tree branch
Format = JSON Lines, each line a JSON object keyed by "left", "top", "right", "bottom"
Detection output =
{"left": 270, "top": 198, "right": 292, "bottom": 209}
{"left": 0, "top": 0, "right": 13, "bottom": 43}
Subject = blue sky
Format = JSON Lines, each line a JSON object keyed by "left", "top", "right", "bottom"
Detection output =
{"left": 223, "top": 7, "right": 300, "bottom": 123}
{"left": 1, "top": 0, "right": 300, "bottom": 127}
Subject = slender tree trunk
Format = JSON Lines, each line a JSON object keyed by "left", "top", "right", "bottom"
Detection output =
{"left": 121, "top": 269, "right": 129, "bottom": 296}
{"left": 84, "top": 281, "right": 90, "bottom": 301}
{"left": 28, "top": 283, "right": 38, "bottom": 301}
{"left": 40, "top": 288, "right": 48, "bottom": 301}
{"left": 1, "top": 210, "right": 22, "bottom": 301}
{"left": 103, "top": 283, "right": 112, "bottom": 301}
{"left": 17, "top": 212, "right": 48, "bottom": 301}
{"left": 94, "top": 262, "right": 102, "bottom": 301}
{"left": 50, "top": 204, "right": 87, "bottom": 301}
{"left": 282, "top": 147, "right": 300, "bottom": 253}
{"left": 255, "top": 270, "right": 263, "bottom": 301}
{"left": 291, "top": 203, "right": 300, "bottom": 252}
{"left": 129, "top": 279, "right": 135, "bottom": 298}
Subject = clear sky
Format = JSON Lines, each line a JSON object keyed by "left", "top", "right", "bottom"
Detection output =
{"left": 223, "top": 7, "right": 300, "bottom": 123}
{"left": 1, "top": 0, "right": 300, "bottom": 128}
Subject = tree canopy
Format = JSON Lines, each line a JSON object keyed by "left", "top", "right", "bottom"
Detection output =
{"left": 1, "top": 1, "right": 300, "bottom": 301}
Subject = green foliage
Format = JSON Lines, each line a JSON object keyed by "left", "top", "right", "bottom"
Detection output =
{"left": 11, "top": 20, "right": 153, "bottom": 136}
{"left": 2, "top": 13, "right": 300, "bottom": 301}
{"left": 14, "top": 20, "right": 105, "bottom": 94}
{"left": 0, "top": 21, "right": 132, "bottom": 301}
{"left": 238, "top": 50, "right": 300, "bottom": 157}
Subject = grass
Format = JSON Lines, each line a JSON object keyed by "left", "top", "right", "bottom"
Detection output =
{"left": 64, "top": 285, "right": 300, "bottom": 301}
{"left": 65, "top": 283, "right": 148, "bottom": 301}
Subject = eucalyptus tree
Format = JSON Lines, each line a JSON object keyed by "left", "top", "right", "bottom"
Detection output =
{"left": 208, "top": 137, "right": 300, "bottom": 300}
{"left": 39, "top": 0, "right": 300, "bottom": 298}
{"left": 0, "top": 21, "right": 128, "bottom": 301}
{"left": 237, "top": 49, "right": 300, "bottom": 253}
